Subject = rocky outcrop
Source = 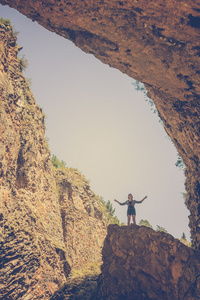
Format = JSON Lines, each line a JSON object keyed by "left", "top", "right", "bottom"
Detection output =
{"left": 0, "top": 0, "right": 199, "bottom": 248}
{"left": 54, "top": 168, "right": 109, "bottom": 270}
{"left": 97, "top": 224, "right": 200, "bottom": 300}
{"left": 0, "top": 21, "right": 109, "bottom": 300}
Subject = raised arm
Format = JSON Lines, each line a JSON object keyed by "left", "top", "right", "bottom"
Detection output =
{"left": 135, "top": 196, "right": 147, "bottom": 204}
{"left": 114, "top": 199, "right": 127, "bottom": 206}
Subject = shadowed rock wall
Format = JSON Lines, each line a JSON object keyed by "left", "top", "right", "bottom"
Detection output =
{"left": 97, "top": 225, "right": 200, "bottom": 300}
{"left": 0, "top": 0, "right": 199, "bottom": 247}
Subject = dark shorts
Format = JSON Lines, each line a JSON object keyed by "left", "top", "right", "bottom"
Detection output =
{"left": 127, "top": 206, "right": 136, "bottom": 216}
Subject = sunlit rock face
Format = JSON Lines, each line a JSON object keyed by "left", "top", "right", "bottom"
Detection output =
{"left": 0, "top": 22, "right": 69, "bottom": 299}
{"left": 97, "top": 224, "right": 200, "bottom": 300}
{"left": 53, "top": 168, "right": 110, "bottom": 270}
{"left": 0, "top": 22, "right": 109, "bottom": 300}
{"left": 1, "top": 0, "right": 199, "bottom": 248}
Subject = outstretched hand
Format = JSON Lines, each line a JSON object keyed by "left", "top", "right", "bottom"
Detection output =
{"left": 143, "top": 196, "right": 148, "bottom": 201}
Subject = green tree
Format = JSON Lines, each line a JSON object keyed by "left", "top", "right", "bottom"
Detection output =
{"left": 18, "top": 54, "right": 29, "bottom": 72}
{"left": 99, "top": 197, "right": 120, "bottom": 224}
{"left": 139, "top": 219, "right": 153, "bottom": 228}
{"left": 181, "top": 232, "right": 186, "bottom": 240}
{"left": 105, "top": 200, "right": 115, "bottom": 217}
{"left": 51, "top": 154, "right": 66, "bottom": 169}
{"left": 156, "top": 225, "right": 168, "bottom": 233}
{"left": 110, "top": 215, "right": 120, "bottom": 225}
{"left": 132, "top": 80, "right": 158, "bottom": 114}
{"left": 175, "top": 155, "right": 185, "bottom": 170}
{"left": 99, "top": 196, "right": 106, "bottom": 205}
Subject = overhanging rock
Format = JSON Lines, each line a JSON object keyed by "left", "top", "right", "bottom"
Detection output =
{"left": 0, "top": 0, "right": 200, "bottom": 246}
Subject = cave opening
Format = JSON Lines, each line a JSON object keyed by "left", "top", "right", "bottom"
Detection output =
{"left": 0, "top": 4, "right": 190, "bottom": 240}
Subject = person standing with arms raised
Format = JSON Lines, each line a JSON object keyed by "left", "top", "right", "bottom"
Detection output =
{"left": 114, "top": 194, "right": 147, "bottom": 226}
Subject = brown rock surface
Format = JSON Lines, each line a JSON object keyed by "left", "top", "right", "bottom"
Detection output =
{"left": 1, "top": 2, "right": 200, "bottom": 299}
{"left": 0, "top": 0, "right": 199, "bottom": 248}
{"left": 0, "top": 22, "right": 109, "bottom": 300}
{"left": 54, "top": 168, "right": 109, "bottom": 270}
{"left": 0, "top": 21, "right": 69, "bottom": 299}
{"left": 97, "top": 224, "right": 200, "bottom": 300}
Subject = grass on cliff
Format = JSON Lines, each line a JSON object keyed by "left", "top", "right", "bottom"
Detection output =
{"left": 51, "top": 154, "right": 122, "bottom": 225}
{"left": 0, "top": 18, "right": 29, "bottom": 73}
{"left": 51, "top": 154, "right": 89, "bottom": 186}
{"left": 0, "top": 17, "right": 13, "bottom": 29}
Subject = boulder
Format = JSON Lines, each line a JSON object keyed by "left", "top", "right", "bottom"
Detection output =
{"left": 97, "top": 224, "right": 200, "bottom": 300}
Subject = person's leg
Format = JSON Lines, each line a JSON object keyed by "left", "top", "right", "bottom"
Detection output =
{"left": 132, "top": 214, "right": 136, "bottom": 225}
{"left": 127, "top": 214, "right": 131, "bottom": 226}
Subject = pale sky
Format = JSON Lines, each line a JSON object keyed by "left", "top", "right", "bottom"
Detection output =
{"left": 0, "top": 5, "right": 190, "bottom": 240}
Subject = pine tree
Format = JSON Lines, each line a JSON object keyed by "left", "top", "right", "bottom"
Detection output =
{"left": 105, "top": 200, "right": 115, "bottom": 217}
{"left": 181, "top": 232, "right": 186, "bottom": 240}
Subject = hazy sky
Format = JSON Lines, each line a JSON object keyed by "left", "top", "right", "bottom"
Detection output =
{"left": 1, "top": 5, "right": 190, "bottom": 240}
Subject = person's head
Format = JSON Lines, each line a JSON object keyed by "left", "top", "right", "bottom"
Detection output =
{"left": 128, "top": 194, "right": 133, "bottom": 201}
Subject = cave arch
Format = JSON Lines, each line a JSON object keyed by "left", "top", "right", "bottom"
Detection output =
{"left": 0, "top": 0, "right": 200, "bottom": 248}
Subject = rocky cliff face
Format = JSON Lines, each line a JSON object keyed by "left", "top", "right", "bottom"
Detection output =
{"left": 54, "top": 167, "right": 109, "bottom": 270}
{"left": 1, "top": 2, "right": 200, "bottom": 299}
{"left": 97, "top": 224, "right": 200, "bottom": 300}
{"left": 0, "top": 21, "right": 69, "bottom": 300}
{"left": 0, "top": 21, "right": 109, "bottom": 300}
{"left": 0, "top": 0, "right": 199, "bottom": 249}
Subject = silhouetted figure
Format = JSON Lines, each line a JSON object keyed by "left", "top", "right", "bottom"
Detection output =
{"left": 114, "top": 194, "right": 147, "bottom": 225}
